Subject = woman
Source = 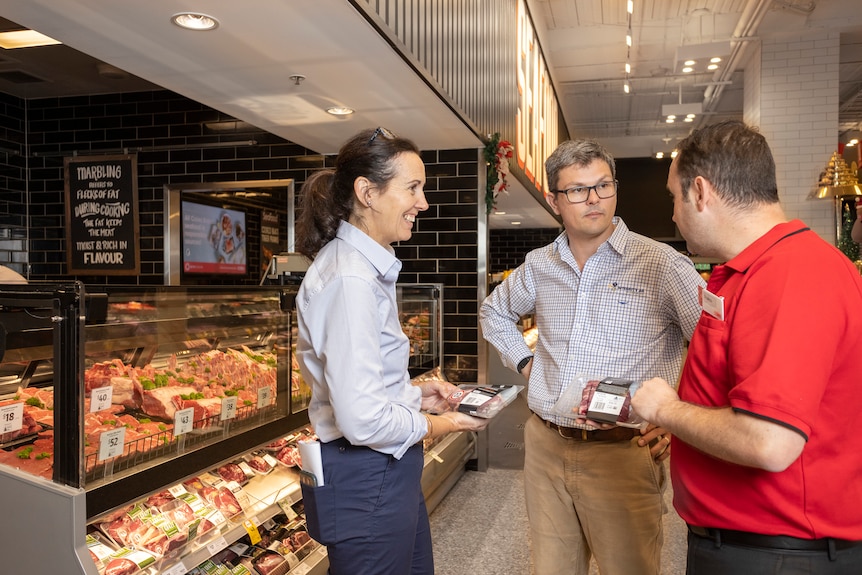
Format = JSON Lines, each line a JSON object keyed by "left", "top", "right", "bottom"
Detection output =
{"left": 294, "top": 127, "right": 487, "bottom": 575}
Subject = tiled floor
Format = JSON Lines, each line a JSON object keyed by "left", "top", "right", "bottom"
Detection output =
{"left": 429, "top": 466, "right": 688, "bottom": 575}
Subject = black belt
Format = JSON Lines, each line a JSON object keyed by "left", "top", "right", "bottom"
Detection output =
{"left": 688, "top": 525, "right": 862, "bottom": 553}
{"left": 533, "top": 413, "right": 638, "bottom": 441}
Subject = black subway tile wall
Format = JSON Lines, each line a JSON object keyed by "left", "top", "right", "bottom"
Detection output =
{"left": 0, "top": 90, "right": 481, "bottom": 383}
{"left": 0, "top": 92, "right": 27, "bottom": 274}
{"left": 489, "top": 227, "right": 562, "bottom": 274}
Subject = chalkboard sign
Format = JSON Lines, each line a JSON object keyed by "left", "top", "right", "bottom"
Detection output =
{"left": 64, "top": 154, "right": 140, "bottom": 275}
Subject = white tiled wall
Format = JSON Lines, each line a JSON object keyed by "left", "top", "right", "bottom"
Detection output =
{"left": 753, "top": 30, "right": 841, "bottom": 244}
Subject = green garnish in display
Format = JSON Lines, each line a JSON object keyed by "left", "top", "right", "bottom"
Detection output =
{"left": 139, "top": 377, "right": 155, "bottom": 390}
{"left": 17, "top": 446, "right": 34, "bottom": 459}
{"left": 25, "top": 397, "right": 44, "bottom": 408}
{"left": 154, "top": 374, "right": 170, "bottom": 387}
{"left": 243, "top": 400, "right": 253, "bottom": 406}
{"left": 36, "top": 452, "right": 50, "bottom": 460}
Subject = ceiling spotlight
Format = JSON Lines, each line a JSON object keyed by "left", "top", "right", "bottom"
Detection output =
{"left": 623, "top": 81, "right": 630, "bottom": 94}
{"left": 666, "top": 118, "right": 675, "bottom": 123}
{"left": 289, "top": 74, "right": 306, "bottom": 86}
{"left": 682, "top": 66, "right": 694, "bottom": 73}
{"left": 710, "top": 57, "right": 722, "bottom": 63}
{"left": 171, "top": 12, "right": 219, "bottom": 31}
{"left": 656, "top": 152, "right": 664, "bottom": 159}
{"left": 326, "top": 106, "right": 355, "bottom": 116}
{"left": 0, "top": 29, "right": 61, "bottom": 49}
{"left": 707, "top": 64, "right": 718, "bottom": 71}
{"left": 849, "top": 138, "right": 859, "bottom": 147}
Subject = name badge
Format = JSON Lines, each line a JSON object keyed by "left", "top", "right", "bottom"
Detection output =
{"left": 698, "top": 285, "right": 725, "bottom": 321}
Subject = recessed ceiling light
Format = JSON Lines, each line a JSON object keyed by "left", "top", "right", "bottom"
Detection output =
{"left": 710, "top": 57, "right": 722, "bottom": 63}
{"left": 682, "top": 66, "right": 694, "bottom": 73}
{"left": 656, "top": 152, "right": 664, "bottom": 159}
{"left": 495, "top": 211, "right": 507, "bottom": 215}
{"left": 511, "top": 221, "right": 522, "bottom": 225}
{"left": 0, "top": 29, "right": 61, "bottom": 49}
{"left": 326, "top": 106, "right": 355, "bottom": 116}
{"left": 684, "top": 60, "right": 696, "bottom": 66}
{"left": 707, "top": 64, "right": 718, "bottom": 71}
{"left": 171, "top": 13, "right": 219, "bottom": 31}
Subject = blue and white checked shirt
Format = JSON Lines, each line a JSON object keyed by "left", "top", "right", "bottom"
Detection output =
{"left": 480, "top": 218, "right": 705, "bottom": 428}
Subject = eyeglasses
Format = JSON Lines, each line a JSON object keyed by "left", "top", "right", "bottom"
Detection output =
{"left": 552, "top": 180, "right": 618, "bottom": 204}
{"left": 368, "top": 126, "right": 397, "bottom": 144}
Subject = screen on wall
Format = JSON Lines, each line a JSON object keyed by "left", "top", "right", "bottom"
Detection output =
{"left": 181, "top": 200, "right": 247, "bottom": 275}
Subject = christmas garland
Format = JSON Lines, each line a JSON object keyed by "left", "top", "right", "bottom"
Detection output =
{"left": 483, "top": 133, "right": 514, "bottom": 214}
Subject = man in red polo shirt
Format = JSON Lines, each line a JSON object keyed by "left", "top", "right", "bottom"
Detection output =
{"left": 632, "top": 120, "right": 862, "bottom": 574}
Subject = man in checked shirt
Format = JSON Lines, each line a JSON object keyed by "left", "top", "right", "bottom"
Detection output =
{"left": 480, "top": 138, "right": 704, "bottom": 575}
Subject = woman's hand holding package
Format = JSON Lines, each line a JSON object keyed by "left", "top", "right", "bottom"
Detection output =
{"left": 438, "top": 410, "right": 490, "bottom": 433}
{"left": 416, "top": 378, "right": 458, "bottom": 414}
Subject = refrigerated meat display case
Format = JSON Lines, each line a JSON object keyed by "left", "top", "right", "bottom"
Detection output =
{"left": 0, "top": 282, "right": 474, "bottom": 573}
{"left": 0, "top": 282, "right": 329, "bottom": 575}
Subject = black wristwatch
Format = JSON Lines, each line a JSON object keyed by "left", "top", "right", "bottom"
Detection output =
{"left": 517, "top": 356, "right": 533, "bottom": 373}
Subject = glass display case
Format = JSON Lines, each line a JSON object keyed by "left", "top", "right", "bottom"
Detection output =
{"left": 0, "top": 283, "right": 328, "bottom": 575}
{"left": 0, "top": 281, "right": 469, "bottom": 573}
{"left": 397, "top": 283, "right": 443, "bottom": 378}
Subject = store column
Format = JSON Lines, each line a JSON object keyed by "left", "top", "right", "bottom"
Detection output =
{"left": 744, "top": 29, "right": 841, "bottom": 242}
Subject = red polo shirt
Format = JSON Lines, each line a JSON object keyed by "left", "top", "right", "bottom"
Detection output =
{"left": 672, "top": 220, "right": 862, "bottom": 540}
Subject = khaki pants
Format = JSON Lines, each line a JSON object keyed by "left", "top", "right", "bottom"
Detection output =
{"left": 524, "top": 414, "right": 666, "bottom": 575}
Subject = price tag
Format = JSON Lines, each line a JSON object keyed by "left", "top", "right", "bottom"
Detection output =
{"left": 242, "top": 519, "right": 261, "bottom": 545}
{"left": 257, "top": 386, "right": 271, "bottom": 408}
{"left": 167, "top": 484, "right": 188, "bottom": 498}
{"left": 220, "top": 396, "right": 238, "bottom": 421}
{"left": 277, "top": 497, "right": 298, "bottom": 519}
{"left": 205, "top": 536, "right": 228, "bottom": 556}
{"left": 0, "top": 402, "right": 23, "bottom": 434}
{"left": 174, "top": 407, "right": 195, "bottom": 436}
{"left": 292, "top": 562, "right": 311, "bottom": 575}
{"left": 162, "top": 562, "right": 188, "bottom": 575}
{"left": 89, "top": 386, "right": 113, "bottom": 413}
{"left": 98, "top": 427, "right": 126, "bottom": 461}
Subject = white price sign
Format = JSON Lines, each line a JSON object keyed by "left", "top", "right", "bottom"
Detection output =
{"left": 0, "top": 402, "right": 23, "bottom": 434}
{"left": 206, "top": 536, "right": 228, "bottom": 556}
{"left": 174, "top": 407, "right": 195, "bottom": 436}
{"left": 98, "top": 427, "right": 126, "bottom": 461}
{"left": 220, "top": 396, "right": 238, "bottom": 421}
{"left": 257, "top": 386, "right": 271, "bottom": 407}
{"left": 89, "top": 386, "right": 113, "bottom": 413}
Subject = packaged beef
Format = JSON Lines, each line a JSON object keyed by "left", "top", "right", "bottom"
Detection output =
{"left": 446, "top": 384, "right": 523, "bottom": 418}
{"left": 551, "top": 374, "right": 645, "bottom": 428}
{"left": 217, "top": 462, "right": 253, "bottom": 484}
{"left": 102, "top": 548, "right": 157, "bottom": 575}
{"left": 251, "top": 549, "right": 287, "bottom": 575}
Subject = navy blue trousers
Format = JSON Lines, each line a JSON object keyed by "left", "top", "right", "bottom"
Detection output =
{"left": 306, "top": 437, "right": 433, "bottom": 575}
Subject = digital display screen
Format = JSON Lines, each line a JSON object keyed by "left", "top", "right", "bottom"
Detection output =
{"left": 181, "top": 200, "right": 247, "bottom": 275}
